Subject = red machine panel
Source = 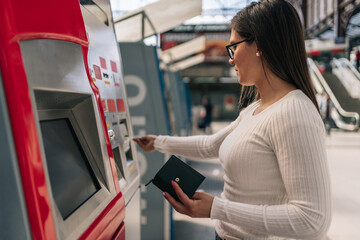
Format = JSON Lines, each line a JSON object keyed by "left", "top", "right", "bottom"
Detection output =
{"left": 0, "top": 0, "right": 125, "bottom": 239}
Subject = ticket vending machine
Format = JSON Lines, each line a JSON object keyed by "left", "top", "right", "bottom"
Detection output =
{"left": 80, "top": 1, "right": 141, "bottom": 240}
{"left": 0, "top": 0, "right": 139, "bottom": 239}
{"left": 0, "top": 70, "right": 32, "bottom": 239}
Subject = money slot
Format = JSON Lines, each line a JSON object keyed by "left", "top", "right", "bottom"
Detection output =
{"left": 112, "top": 146, "right": 127, "bottom": 188}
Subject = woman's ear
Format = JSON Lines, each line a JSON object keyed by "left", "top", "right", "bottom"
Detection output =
{"left": 250, "top": 41, "right": 260, "bottom": 56}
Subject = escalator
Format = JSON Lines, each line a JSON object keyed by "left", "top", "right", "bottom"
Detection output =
{"left": 308, "top": 58, "right": 359, "bottom": 131}
{"left": 322, "top": 72, "right": 360, "bottom": 115}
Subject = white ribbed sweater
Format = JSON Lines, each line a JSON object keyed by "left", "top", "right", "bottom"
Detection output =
{"left": 154, "top": 90, "right": 331, "bottom": 240}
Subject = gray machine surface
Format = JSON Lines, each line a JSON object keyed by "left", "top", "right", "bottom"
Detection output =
{"left": 20, "top": 39, "right": 116, "bottom": 240}
{"left": 80, "top": 1, "right": 141, "bottom": 239}
{"left": 0, "top": 71, "right": 32, "bottom": 240}
{"left": 120, "top": 42, "right": 172, "bottom": 240}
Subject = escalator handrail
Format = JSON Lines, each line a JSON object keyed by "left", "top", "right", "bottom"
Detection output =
{"left": 308, "top": 58, "right": 359, "bottom": 129}
{"left": 331, "top": 57, "right": 360, "bottom": 99}
{"left": 337, "top": 57, "right": 360, "bottom": 83}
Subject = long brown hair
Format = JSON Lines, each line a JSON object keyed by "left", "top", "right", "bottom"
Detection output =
{"left": 232, "top": 0, "right": 319, "bottom": 112}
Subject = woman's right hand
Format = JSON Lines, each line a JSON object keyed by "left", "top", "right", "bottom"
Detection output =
{"left": 133, "top": 135, "right": 157, "bottom": 153}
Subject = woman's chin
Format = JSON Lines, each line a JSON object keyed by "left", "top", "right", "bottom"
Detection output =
{"left": 238, "top": 79, "right": 254, "bottom": 86}
{"left": 238, "top": 77, "right": 246, "bottom": 85}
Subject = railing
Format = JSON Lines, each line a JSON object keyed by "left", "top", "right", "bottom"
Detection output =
{"left": 338, "top": 58, "right": 360, "bottom": 83}
{"left": 308, "top": 58, "right": 359, "bottom": 131}
{"left": 331, "top": 58, "right": 360, "bottom": 99}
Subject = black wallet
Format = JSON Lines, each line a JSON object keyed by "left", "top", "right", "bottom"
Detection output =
{"left": 145, "top": 155, "right": 205, "bottom": 202}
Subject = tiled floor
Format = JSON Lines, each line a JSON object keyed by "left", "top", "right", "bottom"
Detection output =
{"left": 173, "top": 123, "right": 360, "bottom": 240}
{"left": 325, "top": 131, "right": 360, "bottom": 240}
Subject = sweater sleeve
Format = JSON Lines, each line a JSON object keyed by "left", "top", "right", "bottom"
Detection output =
{"left": 210, "top": 102, "right": 332, "bottom": 239}
{"left": 153, "top": 114, "right": 242, "bottom": 160}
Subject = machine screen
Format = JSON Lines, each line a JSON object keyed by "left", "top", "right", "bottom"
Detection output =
{"left": 40, "top": 118, "right": 100, "bottom": 219}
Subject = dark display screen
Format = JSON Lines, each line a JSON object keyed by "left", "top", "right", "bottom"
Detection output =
{"left": 40, "top": 118, "right": 100, "bottom": 219}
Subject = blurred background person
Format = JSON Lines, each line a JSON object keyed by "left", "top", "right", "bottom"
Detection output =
{"left": 202, "top": 96, "right": 213, "bottom": 134}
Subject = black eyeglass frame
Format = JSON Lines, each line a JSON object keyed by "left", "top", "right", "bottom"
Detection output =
{"left": 226, "top": 39, "right": 248, "bottom": 59}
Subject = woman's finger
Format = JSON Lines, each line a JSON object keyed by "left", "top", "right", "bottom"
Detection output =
{"left": 163, "top": 192, "right": 187, "bottom": 215}
{"left": 132, "top": 138, "right": 141, "bottom": 146}
{"left": 133, "top": 138, "right": 145, "bottom": 148}
{"left": 192, "top": 192, "right": 202, "bottom": 200}
{"left": 133, "top": 135, "right": 156, "bottom": 153}
{"left": 140, "top": 137, "right": 148, "bottom": 144}
{"left": 171, "top": 181, "right": 191, "bottom": 206}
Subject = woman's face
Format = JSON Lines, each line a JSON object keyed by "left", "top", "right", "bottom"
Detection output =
{"left": 228, "top": 29, "right": 263, "bottom": 86}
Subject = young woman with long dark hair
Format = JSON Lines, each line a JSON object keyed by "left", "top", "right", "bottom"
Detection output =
{"left": 134, "top": 1, "right": 331, "bottom": 239}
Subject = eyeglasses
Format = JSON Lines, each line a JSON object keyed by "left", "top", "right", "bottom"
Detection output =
{"left": 226, "top": 39, "right": 248, "bottom": 59}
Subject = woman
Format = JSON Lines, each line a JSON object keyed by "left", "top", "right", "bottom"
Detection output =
{"left": 134, "top": 1, "right": 331, "bottom": 239}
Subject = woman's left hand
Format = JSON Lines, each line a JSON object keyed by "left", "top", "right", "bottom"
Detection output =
{"left": 163, "top": 181, "right": 214, "bottom": 218}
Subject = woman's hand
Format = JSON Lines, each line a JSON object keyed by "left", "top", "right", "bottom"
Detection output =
{"left": 133, "top": 135, "right": 157, "bottom": 153}
{"left": 163, "top": 180, "right": 214, "bottom": 218}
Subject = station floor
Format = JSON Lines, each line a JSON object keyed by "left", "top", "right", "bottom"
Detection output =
{"left": 173, "top": 122, "right": 360, "bottom": 240}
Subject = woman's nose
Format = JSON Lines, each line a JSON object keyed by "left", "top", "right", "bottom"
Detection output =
{"left": 228, "top": 58, "right": 234, "bottom": 65}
